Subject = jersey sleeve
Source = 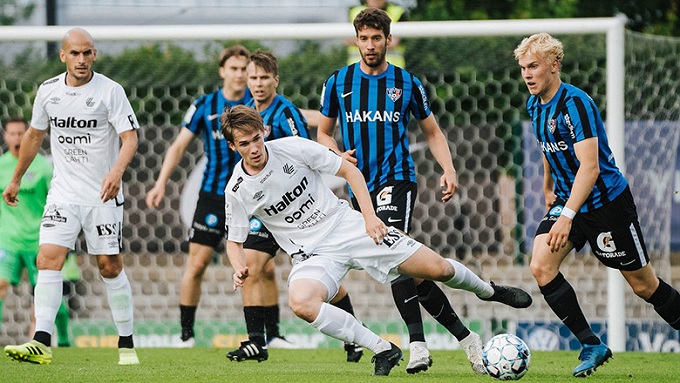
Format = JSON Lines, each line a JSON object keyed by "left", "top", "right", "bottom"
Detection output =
{"left": 408, "top": 74, "right": 432, "bottom": 120}
{"left": 273, "top": 105, "right": 310, "bottom": 139}
{"left": 30, "top": 83, "right": 51, "bottom": 131}
{"left": 564, "top": 96, "right": 599, "bottom": 143}
{"left": 319, "top": 72, "right": 340, "bottom": 119}
{"left": 108, "top": 83, "right": 139, "bottom": 134}
{"left": 296, "top": 137, "right": 342, "bottom": 175}
{"left": 182, "top": 97, "right": 206, "bottom": 134}
{"left": 225, "top": 192, "right": 250, "bottom": 243}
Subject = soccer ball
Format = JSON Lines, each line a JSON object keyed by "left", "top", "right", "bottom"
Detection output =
{"left": 482, "top": 333, "right": 531, "bottom": 380}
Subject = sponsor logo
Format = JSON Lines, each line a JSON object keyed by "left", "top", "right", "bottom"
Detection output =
{"left": 127, "top": 115, "right": 138, "bottom": 130}
{"left": 283, "top": 163, "right": 295, "bottom": 175}
{"left": 417, "top": 84, "right": 429, "bottom": 110}
{"left": 205, "top": 214, "right": 218, "bottom": 228}
{"left": 286, "top": 118, "right": 299, "bottom": 136}
{"left": 596, "top": 231, "right": 617, "bottom": 253}
{"left": 548, "top": 206, "right": 563, "bottom": 217}
{"left": 377, "top": 186, "right": 393, "bottom": 206}
{"left": 263, "top": 177, "right": 317, "bottom": 224}
{"left": 249, "top": 217, "right": 263, "bottom": 231}
{"left": 381, "top": 227, "right": 407, "bottom": 249}
{"left": 49, "top": 97, "right": 61, "bottom": 104}
{"left": 58, "top": 133, "right": 91, "bottom": 145}
{"left": 95, "top": 223, "right": 119, "bottom": 236}
{"left": 42, "top": 78, "right": 59, "bottom": 86}
{"left": 63, "top": 148, "right": 89, "bottom": 163}
{"left": 386, "top": 87, "right": 402, "bottom": 102}
{"left": 85, "top": 97, "right": 95, "bottom": 107}
{"left": 211, "top": 129, "right": 225, "bottom": 140}
{"left": 564, "top": 113, "right": 576, "bottom": 139}
{"left": 42, "top": 204, "right": 67, "bottom": 224}
{"left": 231, "top": 177, "right": 243, "bottom": 192}
{"left": 341, "top": 91, "right": 353, "bottom": 98}
{"left": 260, "top": 169, "right": 274, "bottom": 184}
{"left": 376, "top": 205, "right": 397, "bottom": 212}
{"left": 539, "top": 140, "right": 569, "bottom": 153}
{"left": 66, "top": 91, "right": 80, "bottom": 96}
{"left": 253, "top": 191, "right": 264, "bottom": 201}
{"left": 387, "top": 217, "right": 402, "bottom": 223}
{"left": 345, "top": 110, "right": 401, "bottom": 123}
{"left": 50, "top": 116, "right": 97, "bottom": 129}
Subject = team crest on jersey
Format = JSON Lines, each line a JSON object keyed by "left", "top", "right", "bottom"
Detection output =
{"left": 283, "top": 163, "right": 295, "bottom": 175}
{"left": 548, "top": 119, "right": 557, "bottom": 134}
{"left": 386, "top": 87, "right": 402, "bottom": 102}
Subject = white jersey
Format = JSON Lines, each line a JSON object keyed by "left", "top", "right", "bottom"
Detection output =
{"left": 226, "top": 137, "right": 350, "bottom": 255}
{"left": 31, "top": 72, "right": 139, "bottom": 206}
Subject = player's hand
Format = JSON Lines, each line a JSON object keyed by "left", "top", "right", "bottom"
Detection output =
{"left": 440, "top": 169, "right": 458, "bottom": 203}
{"left": 100, "top": 169, "right": 123, "bottom": 203}
{"left": 233, "top": 266, "right": 249, "bottom": 291}
{"left": 546, "top": 216, "right": 572, "bottom": 252}
{"left": 145, "top": 184, "right": 166, "bottom": 209}
{"left": 341, "top": 149, "right": 358, "bottom": 167}
{"left": 365, "top": 214, "right": 388, "bottom": 245}
{"left": 2, "top": 182, "right": 20, "bottom": 206}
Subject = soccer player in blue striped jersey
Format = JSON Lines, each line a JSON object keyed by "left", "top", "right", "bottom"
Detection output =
{"left": 515, "top": 33, "right": 680, "bottom": 378}
{"left": 317, "top": 8, "right": 499, "bottom": 374}
{"left": 146, "top": 46, "right": 255, "bottom": 347}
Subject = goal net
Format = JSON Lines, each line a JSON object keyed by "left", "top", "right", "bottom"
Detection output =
{"left": 0, "top": 20, "right": 678, "bottom": 352}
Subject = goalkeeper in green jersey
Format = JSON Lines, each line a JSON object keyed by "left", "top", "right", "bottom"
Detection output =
{"left": 0, "top": 117, "right": 71, "bottom": 347}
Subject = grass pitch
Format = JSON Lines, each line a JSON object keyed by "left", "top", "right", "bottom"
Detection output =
{"left": 1, "top": 347, "right": 678, "bottom": 383}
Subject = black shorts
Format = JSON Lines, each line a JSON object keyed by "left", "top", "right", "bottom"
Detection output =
{"left": 536, "top": 186, "right": 649, "bottom": 271}
{"left": 243, "top": 217, "right": 280, "bottom": 257}
{"left": 352, "top": 180, "right": 418, "bottom": 234}
{"left": 188, "top": 192, "right": 225, "bottom": 249}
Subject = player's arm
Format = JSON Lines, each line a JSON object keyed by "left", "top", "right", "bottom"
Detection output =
{"left": 2, "top": 127, "right": 46, "bottom": 206}
{"left": 317, "top": 114, "right": 357, "bottom": 166}
{"left": 546, "top": 137, "right": 599, "bottom": 252}
{"left": 420, "top": 113, "right": 458, "bottom": 202}
{"left": 101, "top": 129, "right": 138, "bottom": 203}
{"left": 146, "top": 128, "right": 195, "bottom": 208}
{"left": 335, "top": 158, "right": 387, "bottom": 244}
{"left": 226, "top": 240, "right": 249, "bottom": 290}
{"left": 299, "top": 108, "right": 320, "bottom": 129}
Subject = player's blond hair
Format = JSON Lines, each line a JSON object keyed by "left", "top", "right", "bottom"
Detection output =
{"left": 513, "top": 33, "right": 564, "bottom": 68}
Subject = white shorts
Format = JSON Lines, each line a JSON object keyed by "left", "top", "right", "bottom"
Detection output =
{"left": 287, "top": 209, "right": 422, "bottom": 301}
{"left": 40, "top": 201, "right": 123, "bottom": 255}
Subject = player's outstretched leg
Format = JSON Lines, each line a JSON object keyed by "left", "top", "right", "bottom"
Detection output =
{"left": 372, "top": 342, "right": 403, "bottom": 376}
{"left": 478, "top": 281, "right": 533, "bottom": 308}
{"left": 572, "top": 342, "right": 612, "bottom": 377}
{"left": 4, "top": 340, "right": 52, "bottom": 364}
{"left": 226, "top": 340, "right": 269, "bottom": 362}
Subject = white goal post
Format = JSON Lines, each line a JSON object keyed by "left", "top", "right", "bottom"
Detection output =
{"left": 0, "top": 16, "right": 629, "bottom": 351}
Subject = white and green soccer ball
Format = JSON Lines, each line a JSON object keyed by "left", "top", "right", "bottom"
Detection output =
{"left": 482, "top": 333, "right": 531, "bottom": 380}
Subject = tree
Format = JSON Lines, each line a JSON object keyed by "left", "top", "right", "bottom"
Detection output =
{"left": 0, "top": 0, "right": 35, "bottom": 25}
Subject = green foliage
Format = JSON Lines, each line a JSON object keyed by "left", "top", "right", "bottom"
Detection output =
{"left": 0, "top": 0, "right": 35, "bottom": 25}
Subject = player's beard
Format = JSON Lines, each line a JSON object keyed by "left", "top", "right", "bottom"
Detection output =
{"left": 360, "top": 47, "right": 387, "bottom": 68}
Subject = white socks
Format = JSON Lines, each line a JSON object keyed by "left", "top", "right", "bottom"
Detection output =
{"left": 34, "top": 270, "right": 64, "bottom": 334}
{"left": 443, "top": 259, "right": 494, "bottom": 298}
{"left": 310, "top": 302, "right": 391, "bottom": 354}
{"left": 102, "top": 269, "right": 134, "bottom": 336}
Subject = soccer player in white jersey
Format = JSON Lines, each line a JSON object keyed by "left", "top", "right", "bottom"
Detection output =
{"left": 2, "top": 28, "right": 140, "bottom": 365}
{"left": 221, "top": 105, "right": 532, "bottom": 376}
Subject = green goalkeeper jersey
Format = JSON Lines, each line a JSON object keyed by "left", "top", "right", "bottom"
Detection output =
{"left": 0, "top": 152, "right": 52, "bottom": 253}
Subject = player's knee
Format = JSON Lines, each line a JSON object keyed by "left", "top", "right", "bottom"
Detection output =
{"left": 288, "top": 292, "right": 317, "bottom": 322}
{"left": 529, "top": 258, "right": 553, "bottom": 283}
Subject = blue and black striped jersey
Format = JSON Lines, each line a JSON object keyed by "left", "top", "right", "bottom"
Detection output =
{"left": 319, "top": 63, "right": 429, "bottom": 195}
{"left": 182, "top": 88, "right": 253, "bottom": 196}
{"left": 246, "top": 94, "right": 310, "bottom": 140}
{"left": 527, "top": 82, "right": 627, "bottom": 211}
